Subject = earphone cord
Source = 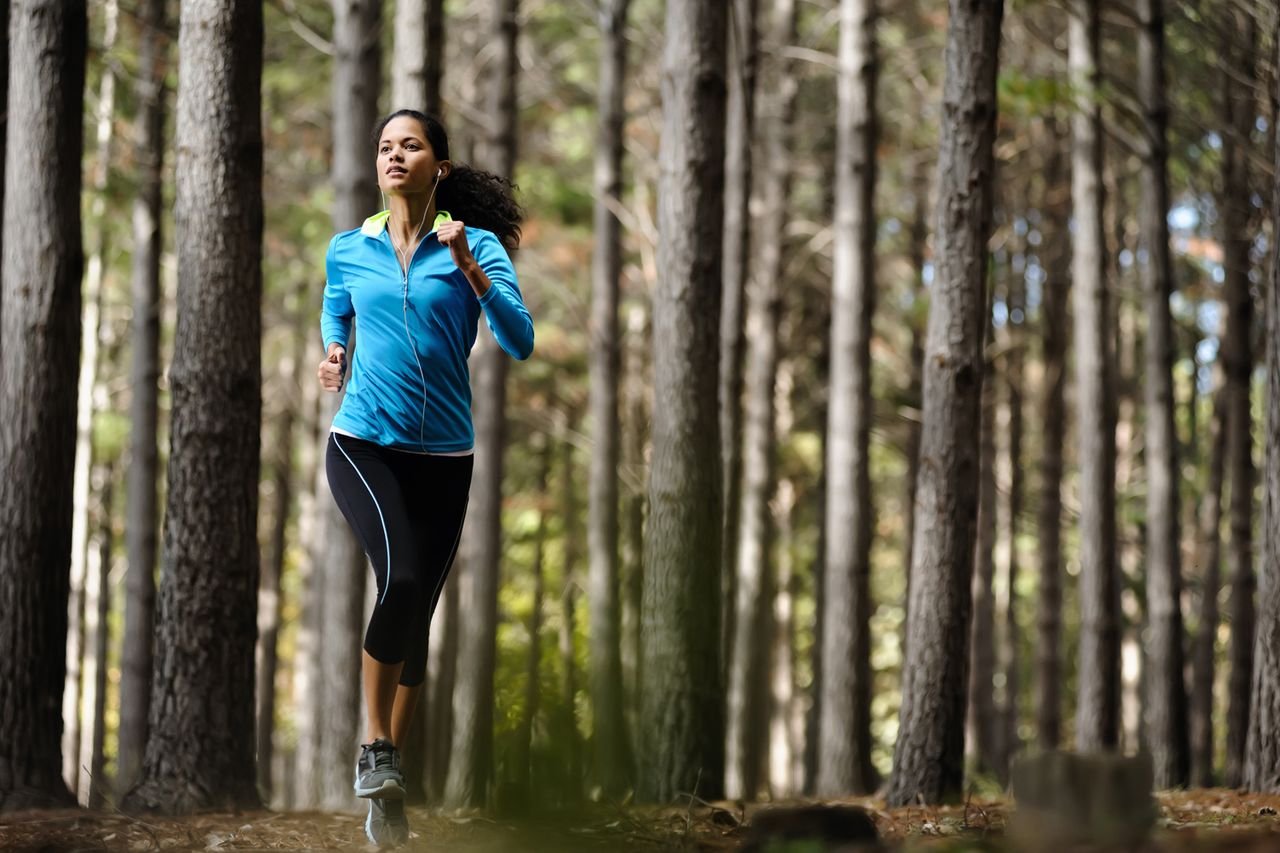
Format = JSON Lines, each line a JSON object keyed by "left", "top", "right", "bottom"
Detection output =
{"left": 389, "top": 172, "right": 443, "bottom": 273}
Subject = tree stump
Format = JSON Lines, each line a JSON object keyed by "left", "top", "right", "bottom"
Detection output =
{"left": 1009, "top": 750, "right": 1156, "bottom": 850}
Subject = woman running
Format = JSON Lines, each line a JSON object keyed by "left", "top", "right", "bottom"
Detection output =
{"left": 317, "top": 108, "right": 533, "bottom": 846}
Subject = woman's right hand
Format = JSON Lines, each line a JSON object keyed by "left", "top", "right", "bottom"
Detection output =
{"left": 318, "top": 343, "right": 346, "bottom": 392}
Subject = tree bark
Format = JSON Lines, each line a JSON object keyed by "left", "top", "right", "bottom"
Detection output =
{"left": 392, "top": 0, "right": 444, "bottom": 115}
{"left": 1136, "top": 0, "right": 1189, "bottom": 789}
{"left": 0, "top": 0, "right": 8, "bottom": 315}
{"left": 1222, "top": 6, "right": 1257, "bottom": 790}
{"left": 967, "top": 332, "right": 999, "bottom": 778}
{"left": 587, "top": 0, "right": 633, "bottom": 799}
{"left": 1243, "top": 24, "right": 1280, "bottom": 791}
{"left": 816, "top": 0, "right": 879, "bottom": 798}
{"left": 886, "top": 0, "right": 1002, "bottom": 808}
{"left": 445, "top": 0, "right": 518, "bottom": 809}
{"left": 725, "top": 0, "right": 798, "bottom": 801}
{"left": 122, "top": 0, "right": 262, "bottom": 814}
{"left": 638, "top": 0, "right": 728, "bottom": 804}
{"left": 119, "top": 0, "right": 168, "bottom": 795}
{"left": 1070, "top": 0, "right": 1120, "bottom": 753}
{"left": 0, "top": 0, "right": 86, "bottom": 812}
{"left": 1192, "top": 385, "right": 1227, "bottom": 787}
{"left": 719, "top": 0, "right": 760, "bottom": 694}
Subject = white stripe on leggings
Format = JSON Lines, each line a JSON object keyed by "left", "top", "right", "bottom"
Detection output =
{"left": 334, "top": 435, "right": 394, "bottom": 606}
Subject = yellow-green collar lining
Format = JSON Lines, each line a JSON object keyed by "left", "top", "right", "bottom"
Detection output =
{"left": 360, "top": 208, "right": 452, "bottom": 237}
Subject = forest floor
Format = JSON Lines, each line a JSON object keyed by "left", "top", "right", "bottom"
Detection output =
{"left": 3, "top": 789, "right": 1279, "bottom": 852}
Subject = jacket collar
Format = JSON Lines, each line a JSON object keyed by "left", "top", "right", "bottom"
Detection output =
{"left": 360, "top": 209, "right": 452, "bottom": 238}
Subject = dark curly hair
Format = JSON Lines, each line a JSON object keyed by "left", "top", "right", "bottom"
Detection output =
{"left": 372, "top": 109, "right": 524, "bottom": 251}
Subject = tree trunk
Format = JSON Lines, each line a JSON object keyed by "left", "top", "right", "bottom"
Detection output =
{"left": 638, "top": 0, "right": 728, "bottom": 804}
{"left": 886, "top": 0, "right": 1002, "bottom": 808}
{"left": 1136, "top": 0, "right": 1188, "bottom": 789}
{"left": 119, "top": 0, "right": 168, "bottom": 795}
{"left": 0, "top": 0, "right": 8, "bottom": 314}
{"left": 1001, "top": 220, "right": 1026, "bottom": 780}
{"left": 1036, "top": 117, "right": 1068, "bottom": 751}
{"left": 1192, "top": 385, "right": 1227, "bottom": 786}
{"left": 392, "top": 0, "right": 444, "bottom": 115}
{"left": 1222, "top": 6, "right": 1257, "bottom": 790}
{"left": 122, "top": 0, "right": 262, "bottom": 814}
{"left": 587, "top": 0, "right": 633, "bottom": 799}
{"left": 816, "top": 0, "right": 878, "bottom": 798}
{"left": 719, "top": 0, "right": 760, "bottom": 693}
{"left": 725, "top": 0, "right": 798, "bottom": 801}
{"left": 445, "top": 0, "right": 518, "bottom": 809}
{"left": 967, "top": 336, "right": 999, "bottom": 777}
{"left": 1070, "top": 0, "right": 1120, "bottom": 753}
{"left": 0, "top": 0, "right": 86, "bottom": 812}
{"left": 1243, "top": 25, "right": 1280, "bottom": 791}
{"left": 63, "top": 0, "right": 118, "bottom": 798}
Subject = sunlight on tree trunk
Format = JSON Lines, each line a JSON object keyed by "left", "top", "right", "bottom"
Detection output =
{"left": 817, "top": 0, "right": 879, "bottom": 798}
{"left": 119, "top": 0, "right": 168, "bottom": 795}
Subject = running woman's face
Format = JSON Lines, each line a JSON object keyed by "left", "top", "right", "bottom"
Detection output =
{"left": 377, "top": 116, "right": 444, "bottom": 195}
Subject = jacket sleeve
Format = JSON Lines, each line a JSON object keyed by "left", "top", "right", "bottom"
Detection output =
{"left": 321, "top": 235, "right": 353, "bottom": 350}
{"left": 473, "top": 231, "right": 535, "bottom": 360}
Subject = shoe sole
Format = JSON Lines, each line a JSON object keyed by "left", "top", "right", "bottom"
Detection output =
{"left": 355, "top": 779, "right": 407, "bottom": 799}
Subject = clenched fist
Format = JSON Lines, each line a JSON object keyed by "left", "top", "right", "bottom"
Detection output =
{"left": 318, "top": 343, "right": 346, "bottom": 392}
{"left": 436, "top": 219, "right": 476, "bottom": 273}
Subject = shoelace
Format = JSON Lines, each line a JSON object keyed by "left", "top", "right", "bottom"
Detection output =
{"left": 363, "top": 740, "right": 398, "bottom": 771}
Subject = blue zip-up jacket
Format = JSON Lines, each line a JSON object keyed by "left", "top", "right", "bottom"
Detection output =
{"left": 321, "top": 210, "right": 534, "bottom": 453}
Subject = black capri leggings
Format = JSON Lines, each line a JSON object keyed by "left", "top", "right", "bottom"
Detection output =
{"left": 325, "top": 433, "right": 473, "bottom": 686}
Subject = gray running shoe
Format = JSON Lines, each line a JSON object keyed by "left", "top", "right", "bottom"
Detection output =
{"left": 354, "top": 738, "right": 406, "bottom": 799}
{"left": 365, "top": 797, "right": 410, "bottom": 847}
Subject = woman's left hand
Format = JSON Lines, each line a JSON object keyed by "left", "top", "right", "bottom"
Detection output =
{"left": 437, "top": 220, "right": 475, "bottom": 272}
